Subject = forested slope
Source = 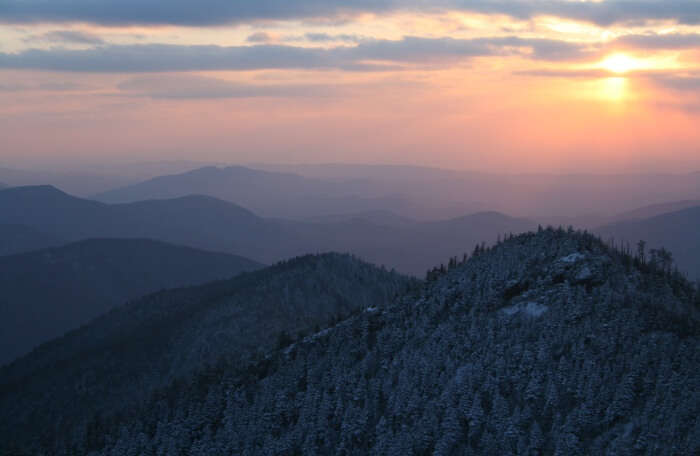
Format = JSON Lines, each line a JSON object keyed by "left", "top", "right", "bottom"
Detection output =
{"left": 0, "top": 253, "right": 414, "bottom": 455}
{"left": 3, "top": 229, "right": 698, "bottom": 454}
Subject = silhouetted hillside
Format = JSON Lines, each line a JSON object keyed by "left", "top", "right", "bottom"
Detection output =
{"left": 597, "top": 206, "right": 700, "bottom": 280}
{"left": 0, "top": 238, "right": 261, "bottom": 365}
{"left": 0, "top": 254, "right": 414, "bottom": 454}
{"left": 0, "top": 224, "right": 63, "bottom": 256}
{"left": 2, "top": 229, "right": 697, "bottom": 455}
{"left": 0, "top": 185, "right": 299, "bottom": 262}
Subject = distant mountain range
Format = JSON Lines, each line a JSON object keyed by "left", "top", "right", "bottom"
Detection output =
{"left": 2, "top": 229, "right": 697, "bottom": 455}
{"left": 5, "top": 163, "right": 700, "bottom": 220}
{"left": 612, "top": 199, "right": 700, "bottom": 221}
{"left": 0, "top": 254, "right": 413, "bottom": 454}
{"left": 0, "top": 185, "right": 296, "bottom": 260}
{"left": 0, "top": 238, "right": 261, "bottom": 365}
{"left": 0, "top": 167, "right": 136, "bottom": 197}
{"left": 3, "top": 184, "right": 699, "bottom": 278}
{"left": 597, "top": 205, "right": 700, "bottom": 280}
{"left": 300, "top": 209, "right": 416, "bottom": 227}
{"left": 251, "top": 164, "right": 700, "bottom": 218}
{"left": 0, "top": 224, "right": 63, "bottom": 256}
{"left": 0, "top": 185, "right": 536, "bottom": 275}
{"left": 0, "top": 162, "right": 228, "bottom": 197}
{"left": 94, "top": 165, "right": 410, "bottom": 219}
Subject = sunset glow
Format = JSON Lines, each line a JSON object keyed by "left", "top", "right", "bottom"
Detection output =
{"left": 600, "top": 54, "right": 643, "bottom": 74}
{"left": 0, "top": 2, "right": 699, "bottom": 172}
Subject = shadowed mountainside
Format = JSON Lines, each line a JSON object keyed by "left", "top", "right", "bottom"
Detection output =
{"left": 0, "top": 238, "right": 262, "bottom": 365}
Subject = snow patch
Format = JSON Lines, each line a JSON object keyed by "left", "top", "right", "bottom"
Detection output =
{"left": 502, "top": 301, "right": 548, "bottom": 318}
{"left": 575, "top": 266, "right": 593, "bottom": 282}
{"left": 560, "top": 252, "right": 585, "bottom": 264}
{"left": 524, "top": 302, "right": 548, "bottom": 317}
{"left": 283, "top": 343, "right": 297, "bottom": 355}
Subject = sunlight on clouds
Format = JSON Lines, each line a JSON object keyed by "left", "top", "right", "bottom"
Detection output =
{"left": 599, "top": 54, "right": 644, "bottom": 74}
{"left": 599, "top": 52, "right": 683, "bottom": 73}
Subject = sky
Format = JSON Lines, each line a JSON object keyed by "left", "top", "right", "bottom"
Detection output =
{"left": 1, "top": 1, "right": 700, "bottom": 173}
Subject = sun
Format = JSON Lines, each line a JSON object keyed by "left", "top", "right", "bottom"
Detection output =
{"left": 599, "top": 53, "right": 643, "bottom": 74}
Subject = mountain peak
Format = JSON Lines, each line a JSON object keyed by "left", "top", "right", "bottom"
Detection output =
{"left": 427, "top": 227, "right": 698, "bottom": 325}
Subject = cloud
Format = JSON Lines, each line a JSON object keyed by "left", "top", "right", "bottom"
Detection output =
{"left": 515, "top": 69, "right": 613, "bottom": 79}
{"left": 483, "top": 36, "right": 597, "bottom": 61}
{"left": 647, "top": 73, "right": 700, "bottom": 92}
{"left": 448, "top": 1, "right": 700, "bottom": 27}
{"left": 0, "top": 81, "right": 86, "bottom": 91}
{"left": 2, "top": 1, "right": 700, "bottom": 27}
{"left": 0, "top": 0, "right": 399, "bottom": 26}
{"left": 246, "top": 32, "right": 273, "bottom": 43}
{"left": 0, "top": 82, "right": 26, "bottom": 92}
{"left": 0, "top": 44, "right": 332, "bottom": 72}
{"left": 613, "top": 33, "right": 700, "bottom": 50}
{"left": 26, "top": 30, "right": 105, "bottom": 45}
{"left": 117, "top": 74, "right": 335, "bottom": 98}
{"left": 0, "top": 37, "right": 591, "bottom": 73}
{"left": 304, "top": 33, "right": 364, "bottom": 43}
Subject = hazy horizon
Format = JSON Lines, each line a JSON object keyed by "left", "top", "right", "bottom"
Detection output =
{"left": 3, "top": 158, "right": 700, "bottom": 176}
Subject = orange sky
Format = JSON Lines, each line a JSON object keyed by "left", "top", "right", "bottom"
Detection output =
{"left": 1, "top": 3, "right": 699, "bottom": 172}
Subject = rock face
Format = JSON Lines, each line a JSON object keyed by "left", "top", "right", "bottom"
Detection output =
{"left": 2, "top": 229, "right": 699, "bottom": 455}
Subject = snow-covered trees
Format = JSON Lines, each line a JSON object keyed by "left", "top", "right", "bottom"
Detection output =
{"left": 2, "top": 229, "right": 698, "bottom": 455}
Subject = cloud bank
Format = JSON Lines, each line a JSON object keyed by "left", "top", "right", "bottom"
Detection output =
{"left": 0, "top": 36, "right": 595, "bottom": 72}
{"left": 117, "top": 75, "right": 335, "bottom": 99}
{"left": 2, "top": 1, "right": 700, "bottom": 26}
